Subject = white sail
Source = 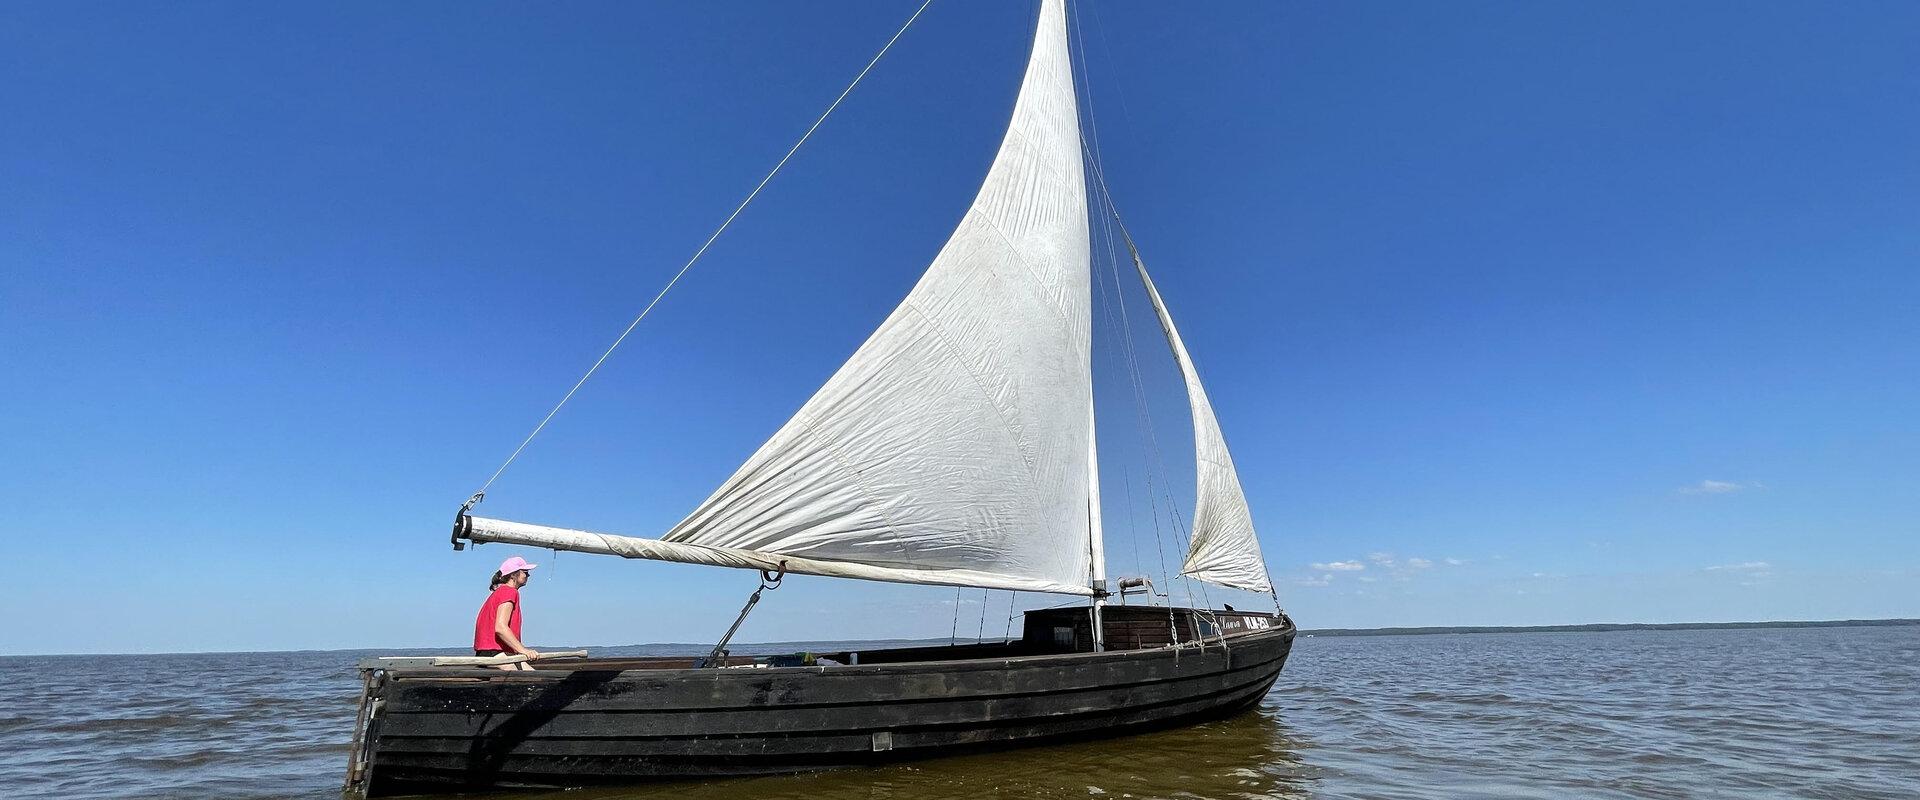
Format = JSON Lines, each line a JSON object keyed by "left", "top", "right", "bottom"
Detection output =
{"left": 1128, "top": 247, "right": 1272, "bottom": 593}
{"left": 468, "top": 0, "right": 1097, "bottom": 596}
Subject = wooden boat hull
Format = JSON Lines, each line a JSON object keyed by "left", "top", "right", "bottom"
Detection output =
{"left": 356, "top": 614, "right": 1293, "bottom": 795}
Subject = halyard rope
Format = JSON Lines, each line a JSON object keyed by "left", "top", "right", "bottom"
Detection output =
{"left": 1074, "top": 2, "right": 1181, "bottom": 640}
{"left": 471, "top": 0, "right": 937, "bottom": 500}
{"left": 1073, "top": 3, "right": 1223, "bottom": 621}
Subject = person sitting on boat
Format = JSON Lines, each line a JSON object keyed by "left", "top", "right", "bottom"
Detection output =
{"left": 474, "top": 556, "right": 541, "bottom": 670}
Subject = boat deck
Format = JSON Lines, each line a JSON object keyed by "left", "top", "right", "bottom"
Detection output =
{"left": 376, "top": 605, "right": 1285, "bottom": 675}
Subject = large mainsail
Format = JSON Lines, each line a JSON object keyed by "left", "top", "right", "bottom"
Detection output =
{"left": 1126, "top": 245, "right": 1273, "bottom": 593}
{"left": 462, "top": 0, "right": 1097, "bottom": 596}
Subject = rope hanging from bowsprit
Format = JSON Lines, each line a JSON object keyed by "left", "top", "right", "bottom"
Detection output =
{"left": 453, "top": 0, "right": 936, "bottom": 527}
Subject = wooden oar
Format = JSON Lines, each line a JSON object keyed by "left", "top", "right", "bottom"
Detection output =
{"left": 357, "top": 650, "right": 591, "bottom": 670}
{"left": 426, "top": 650, "right": 589, "bottom": 667}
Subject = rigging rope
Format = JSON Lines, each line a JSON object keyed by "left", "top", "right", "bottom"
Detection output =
{"left": 470, "top": 0, "right": 937, "bottom": 500}
{"left": 1089, "top": 158, "right": 1221, "bottom": 619}
{"left": 976, "top": 588, "right": 989, "bottom": 643}
{"left": 1127, "top": 472, "right": 1179, "bottom": 646}
{"left": 1074, "top": 3, "right": 1213, "bottom": 628}
{"left": 950, "top": 586, "right": 962, "bottom": 644}
{"left": 1074, "top": 1, "right": 1224, "bottom": 616}
{"left": 1091, "top": 184, "right": 1176, "bottom": 618}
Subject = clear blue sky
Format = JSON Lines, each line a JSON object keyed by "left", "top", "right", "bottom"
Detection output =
{"left": 4, "top": 1, "right": 1915, "bottom": 655}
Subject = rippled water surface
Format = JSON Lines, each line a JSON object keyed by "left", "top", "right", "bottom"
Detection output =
{"left": 4, "top": 626, "right": 1916, "bottom": 799}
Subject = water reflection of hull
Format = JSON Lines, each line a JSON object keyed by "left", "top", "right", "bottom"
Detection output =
{"left": 354, "top": 609, "right": 1295, "bottom": 796}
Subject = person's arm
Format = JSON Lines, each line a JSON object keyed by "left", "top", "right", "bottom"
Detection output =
{"left": 493, "top": 601, "right": 540, "bottom": 660}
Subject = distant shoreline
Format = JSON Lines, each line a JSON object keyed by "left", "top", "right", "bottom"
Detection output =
{"left": 1300, "top": 619, "right": 1920, "bottom": 637}
{"left": 6, "top": 619, "right": 1917, "bottom": 658}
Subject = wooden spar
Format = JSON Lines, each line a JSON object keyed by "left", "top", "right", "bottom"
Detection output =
{"left": 457, "top": 515, "right": 1099, "bottom": 596}
{"left": 358, "top": 650, "right": 588, "bottom": 670}
{"left": 429, "top": 650, "right": 588, "bottom": 666}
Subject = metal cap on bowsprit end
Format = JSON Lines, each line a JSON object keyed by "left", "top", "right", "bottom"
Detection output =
{"left": 450, "top": 510, "right": 472, "bottom": 551}
{"left": 451, "top": 492, "right": 485, "bottom": 551}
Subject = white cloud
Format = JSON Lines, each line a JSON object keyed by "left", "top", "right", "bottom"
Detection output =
{"left": 1366, "top": 552, "right": 1396, "bottom": 567}
{"left": 1311, "top": 560, "right": 1366, "bottom": 571}
{"left": 1290, "top": 575, "right": 1331, "bottom": 587}
{"left": 1406, "top": 557, "right": 1433, "bottom": 569}
{"left": 1444, "top": 557, "right": 1467, "bottom": 566}
{"left": 1679, "top": 479, "right": 1759, "bottom": 495}
{"left": 1705, "top": 561, "right": 1771, "bottom": 574}
{"left": 1708, "top": 561, "right": 1774, "bottom": 581}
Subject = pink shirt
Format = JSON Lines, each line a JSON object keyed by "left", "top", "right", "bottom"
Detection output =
{"left": 473, "top": 584, "right": 522, "bottom": 651}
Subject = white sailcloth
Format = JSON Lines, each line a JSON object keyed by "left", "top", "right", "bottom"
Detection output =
{"left": 467, "top": 0, "right": 1097, "bottom": 596}
{"left": 1128, "top": 248, "right": 1272, "bottom": 593}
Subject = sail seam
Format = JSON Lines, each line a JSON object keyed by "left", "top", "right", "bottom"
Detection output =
{"left": 781, "top": 408, "right": 930, "bottom": 569}
{"left": 973, "top": 205, "right": 1078, "bottom": 335}
{"left": 897, "top": 301, "right": 1047, "bottom": 493}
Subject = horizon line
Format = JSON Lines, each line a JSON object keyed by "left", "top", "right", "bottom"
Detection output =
{"left": 5, "top": 617, "right": 1915, "bottom": 658}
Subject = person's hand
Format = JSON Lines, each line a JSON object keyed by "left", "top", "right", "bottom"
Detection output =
{"left": 522, "top": 649, "right": 542, "bottom": 660}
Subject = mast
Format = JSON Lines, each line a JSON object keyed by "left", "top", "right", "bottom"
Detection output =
{"left": 1069, "top": 0, "right": 1106, "bottom": 647}
{"left": 1087, "top": 403, "right": 1106, "bottom": 650}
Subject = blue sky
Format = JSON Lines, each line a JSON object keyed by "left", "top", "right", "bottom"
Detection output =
{"left": 3, "top": 1, "right": 1915, "bottom": 655}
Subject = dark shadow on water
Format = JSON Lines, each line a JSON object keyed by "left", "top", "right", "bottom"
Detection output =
{"left": 468, "top": 707, "right": 1319, "bottom": 800}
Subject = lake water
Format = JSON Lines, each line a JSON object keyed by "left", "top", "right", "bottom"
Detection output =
{"left": 3, "top": 626, "right": 1916, "bottom": 799}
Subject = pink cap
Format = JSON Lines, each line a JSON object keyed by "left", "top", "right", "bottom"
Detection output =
{"left": 497, "top": 556, "right": 538, "bottom": 575}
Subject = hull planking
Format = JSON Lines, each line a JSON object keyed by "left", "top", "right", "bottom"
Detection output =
{"left": 352, "top": 608, "right": 1295, "bottom": 796}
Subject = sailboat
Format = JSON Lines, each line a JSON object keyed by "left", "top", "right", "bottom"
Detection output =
{"left": 345, "top": 1, "right": 1294, "bottom": 795}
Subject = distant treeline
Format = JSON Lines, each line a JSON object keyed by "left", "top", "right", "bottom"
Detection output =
{"left": 1302, "top": 619, "right": 1920, "bottom": 637}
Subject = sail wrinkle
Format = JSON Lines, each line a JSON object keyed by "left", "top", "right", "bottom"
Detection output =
{"left": 784, "top": 407, "right": 917, "bottom": 558}
{"left": 897, "top": 301, "right": 1043, "bottom": 487}
{"left": 978, "top": 211, "right": 1074, "bottom": 332}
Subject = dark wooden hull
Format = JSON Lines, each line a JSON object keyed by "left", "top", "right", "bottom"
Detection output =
{"left": 358, "top": 615, "right": 1293, "bottom": 796}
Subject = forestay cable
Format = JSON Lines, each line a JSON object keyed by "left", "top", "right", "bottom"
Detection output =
{"left": 1072, "top": 3, "right": 1227, "bottom": 616}
{"left": 1073, "top": 1, "right": 1183, "bottom": 618}
{"left": 471, "top": 0, "right": 937, "bottom": 500}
